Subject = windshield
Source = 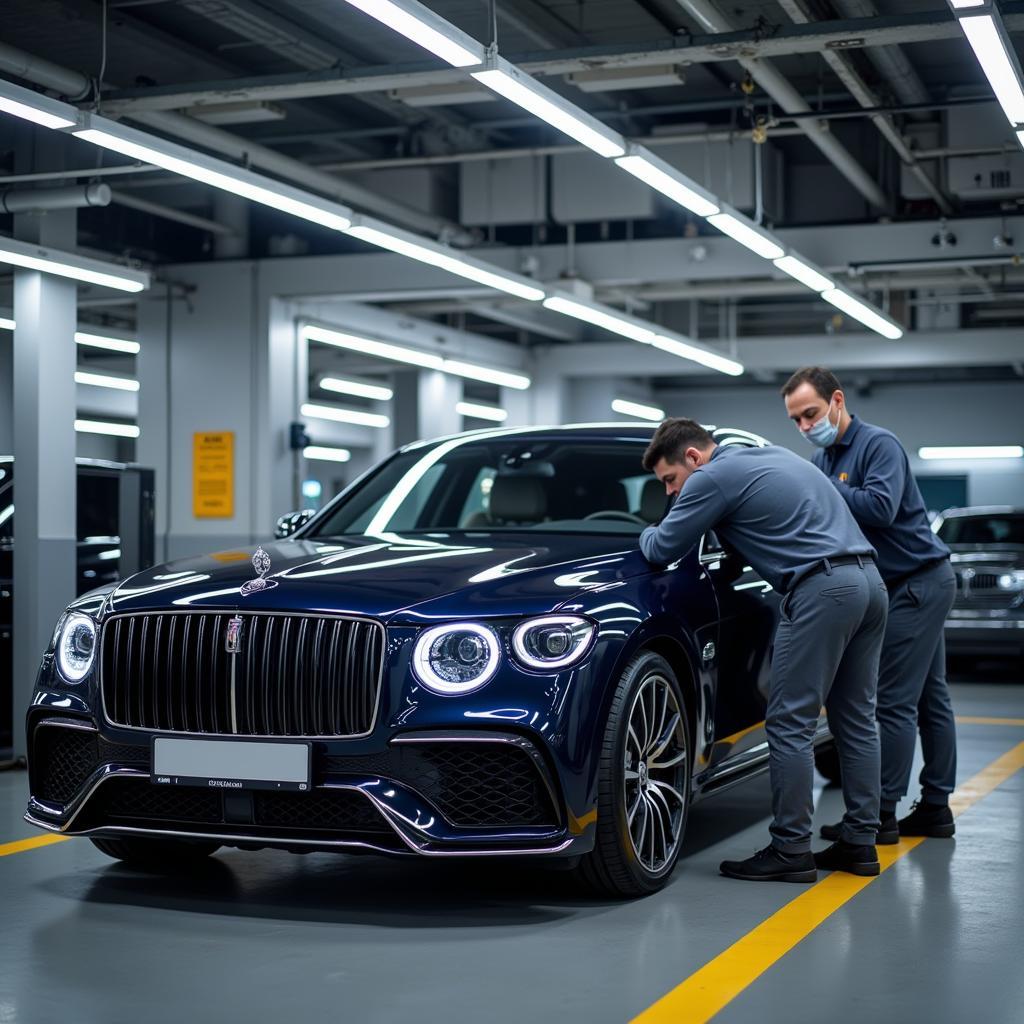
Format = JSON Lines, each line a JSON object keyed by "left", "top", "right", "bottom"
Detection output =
{"left": 308, "top": 438, "right": 663, "bottom": 538}
{"left": 937, "top": 513, "right": 1024, "bottom": 545}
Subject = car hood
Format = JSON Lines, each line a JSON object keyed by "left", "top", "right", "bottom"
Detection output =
{"left": 949, "top": 545, "right": 1024, "bottom": 570}
{"left": 103, "top": 532, "right": 654, "bottom": 620}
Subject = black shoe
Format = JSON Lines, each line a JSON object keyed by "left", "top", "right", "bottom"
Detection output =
{"left": 820, "top": 815, "right": 898, "bottom": 845}
{"left": 813, "top": 840, "right": 880, "bottom": 876}
{"left": 720, "top": 845, "right": 817, "bottom": 883}
{"left": 899, "top": 800, "right": 955, "bottom": 838}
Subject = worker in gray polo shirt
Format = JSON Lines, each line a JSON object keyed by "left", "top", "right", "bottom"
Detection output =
{"left": 640, "top": 418, "right": 889, "bottom": 882}
{"left": 783, "top": 366, "right": 957, "bottom": 844}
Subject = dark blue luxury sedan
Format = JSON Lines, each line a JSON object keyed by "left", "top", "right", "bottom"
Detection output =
{"left": 25, "top": 423, "right": 833, "bottom": 896}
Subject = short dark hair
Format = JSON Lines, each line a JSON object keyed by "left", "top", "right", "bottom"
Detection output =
{"left": 781, "top": 366, "right": 843, "bottom": 401}
{"left": 643, "top": 418, "right": 715, "bottom": 472}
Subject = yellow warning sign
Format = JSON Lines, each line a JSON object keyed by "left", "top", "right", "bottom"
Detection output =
{"left": 193, "top": 432, "right": 234, "bottom": 518}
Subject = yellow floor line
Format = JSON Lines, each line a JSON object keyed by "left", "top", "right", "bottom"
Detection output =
{"left": 0, "top": 834, "right": 69, "bottom": 859}
{"left": 631, "top": 740, "right": 1024, "bottom": 1024}
{"left": 955, "top": 716, "right": 1024, "bottom": 727}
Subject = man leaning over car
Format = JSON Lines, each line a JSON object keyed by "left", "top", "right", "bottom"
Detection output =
{"left": 783, "top": 366, "right": 958, "bottom": 843}
{"left": 639, "top": 418, "right": 889, "bottom": 882}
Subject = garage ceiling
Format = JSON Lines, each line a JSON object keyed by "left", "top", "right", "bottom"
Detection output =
{"left": 2, "top": 0, "right": 1024, "bottom": 389}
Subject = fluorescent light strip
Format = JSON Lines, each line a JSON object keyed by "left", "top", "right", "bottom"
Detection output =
{"left": 319, "top": 377, "right": 394, "bottom": 401}
{"left": 303, "top": 445, "right": 352, "bottom": 463}
{"left": 3, "top": 321, "right": 141, "bottom": 352}
{"left": 75, "top": 371, "right": 140, "bottom": 392}
{"left": 949, "top": 0, "right": 985, "bottom": 7}
{"left": 0, "top": 237, "right": 148, "bottom": 293}
{"left": 301, "top": 402, "right": 390, "bottom": 428}
{"left": 346, "top": 224, "right": 544, "bottom": 301}
{"left": 543, "top": 296, "right": 656, "bottom": 344}
{"left": 0, "top": 94, "right": 76, "bottom": 131}
{"left": 74, "top": 127, "right": 353, "bottom": 232}
{"left": 75, "top": 419, "right": 140, "bottom": 438}
{"left": 919, "top": 445, "right": 1023, "bottom": 460}
{"left": 822, "top": 288, "right": 904, "bottom": 340}
{"left": 651, "top": 336, "right": 745, "bottom": 377}
{"left": 707, "top": 213, "right": 785, "bottom": 260}
{"left": 614, "top": 154, "right": 719, "bottom": 217}
{"left": 456, "top": 401, "right": 508, "bottom": 422}
{"left": 304, "top": 324, "right": 443, "bottom": 369}
{"left": 471, "top": 68, "right": 625, "bottom": 159}
{"left": 443, "top": 360, "right": 530, "bottom": 390}
{"left": 75, "top": 331, "right": 141, "bottom": 354}
{"left": 611, "top": 398, "right": 664, "bottom": 422}
{"left": 958, "top": 15, "right": 1024, "bottom": 126}
{"left": 338, "top": 0, "right": 483, "bottom": 67}
{"left": 304, "top": 325, "right": 530, "bottom": 389}
{"left": 773, "top": 255, "right": 833, "bottom": 293}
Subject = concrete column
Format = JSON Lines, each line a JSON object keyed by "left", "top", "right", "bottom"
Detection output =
{"left": 0, "top": 322, "right": 11, "bottom": 453}
{"left": 391, "top": 369, "right": 461, "bottom": 447}
{"left": 11, "top": 208, "right": 77, "bottom": 758}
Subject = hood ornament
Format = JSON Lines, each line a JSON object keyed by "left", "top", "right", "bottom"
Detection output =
{"left": 240, "top": 546, "right": 278, "bottom": 596}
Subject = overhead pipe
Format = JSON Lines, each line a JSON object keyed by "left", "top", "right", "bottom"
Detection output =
{"left": 0, "top": 42, "right": 475, "bottom": 244}
{"left": 319, "top": 126, "right": 810, "bottom": 172}
{"left": 832, "top": 0, "right": 932, "bottom": 118}
{"left": 0, "top": 182, "right": 111, "bottom": 213}
{"left": 775, "top": 0, "right": 953, "bottom": 215}
{"left": 670, "top": 0, "right": 888, "bottom": 210}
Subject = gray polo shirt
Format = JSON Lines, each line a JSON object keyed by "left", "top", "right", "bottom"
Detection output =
{"left": 639, "top": 443, "right": 875, "bottom": 593}
{"left": 813, "top": 416, "right": 949, "bottom": 584}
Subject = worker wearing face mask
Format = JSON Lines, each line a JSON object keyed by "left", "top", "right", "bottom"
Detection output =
{"left": 782, "top": 367, "right": 957, "bottom": 846}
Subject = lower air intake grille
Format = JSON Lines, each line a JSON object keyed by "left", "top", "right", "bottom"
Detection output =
{"left": 325, "top": 743, "right": 559, "bottom": 828}
{"left": 34, "top": 728, "right": 97, "bottom": 804}
{"left": 94, "top": 780, "right": 223, "bottom": 824}
{"left": 254, "top": 790, "right": 388, "bottom": 833}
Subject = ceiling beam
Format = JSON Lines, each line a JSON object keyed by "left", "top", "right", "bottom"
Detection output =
{"left": 97, "top": 8, "right": 1024, "bottom": 113}
{"left": 534, "top": 330, "right": 1024, "bottom": 377}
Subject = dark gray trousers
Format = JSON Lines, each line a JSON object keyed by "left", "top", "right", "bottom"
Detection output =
{"left": 878, "top": 559, "right": 958, "bottom": 807}
{"left": 767, "top": 561, "right": 889, "bottom": 853}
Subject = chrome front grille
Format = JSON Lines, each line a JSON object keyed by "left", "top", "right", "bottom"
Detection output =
{"left": 100, "top": 612, "right": 385, "bottom": 737}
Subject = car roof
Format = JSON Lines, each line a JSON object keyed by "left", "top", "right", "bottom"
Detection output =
{"left": 400, "top": 422, "right": 769, "bottom": 452}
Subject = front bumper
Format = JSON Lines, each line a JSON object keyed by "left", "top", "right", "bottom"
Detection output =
{"left": 24, "top": 715, "right": 582, "bottom": 858}
{"left": 944, "top": 614, "right": 1024, "bottom": 656}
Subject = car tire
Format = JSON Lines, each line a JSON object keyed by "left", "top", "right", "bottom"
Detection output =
{"left": 814, "top": 741, "right": 842, "bottom": 785}
{"left": 577, "top": 650, "right": 692, "bottom": 899}
{"left": 90, "top": 836, "right": 221, "bottom": 867}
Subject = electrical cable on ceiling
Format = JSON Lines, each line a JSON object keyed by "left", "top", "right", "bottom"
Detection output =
{"left": 95, "top": 0, "right": 109, "bottom": 111}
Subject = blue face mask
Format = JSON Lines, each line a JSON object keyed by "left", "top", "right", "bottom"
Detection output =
{"left": 802, "top": 398, "right": 839, "bottom": 449}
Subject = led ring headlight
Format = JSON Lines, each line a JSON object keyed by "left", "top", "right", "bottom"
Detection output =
{"left": 512, "top": 615, "right": 595, "bottom": 670}
{"left": 412, "top": 622, "right": 501, "bottom": 696}
{"left": 56, "top": 612, "right": 97, "bottom": 683}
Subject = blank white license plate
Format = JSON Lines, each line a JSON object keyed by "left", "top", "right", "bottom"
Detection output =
{"left": 151, "top": 737, "right": 311, "bottom": 792}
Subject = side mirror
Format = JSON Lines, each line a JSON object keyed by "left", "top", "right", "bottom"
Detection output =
{"left": 274, "top": 509, "right": 316, "bottom": 539}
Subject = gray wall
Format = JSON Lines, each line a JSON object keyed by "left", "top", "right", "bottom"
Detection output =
{"left": 657, "top": 379, "right": 1024, "bottom": 508}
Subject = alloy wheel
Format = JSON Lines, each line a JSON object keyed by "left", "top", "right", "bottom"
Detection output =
{"left": 622, "top": 671, "right": 688, "bottom": 874}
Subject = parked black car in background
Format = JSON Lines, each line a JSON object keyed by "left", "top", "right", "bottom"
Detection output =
{"left": 0, "top": 458, "right": 155, "bottom": 753}
{"left": 933, "top": 506, "right": 1024, "bottom": 661}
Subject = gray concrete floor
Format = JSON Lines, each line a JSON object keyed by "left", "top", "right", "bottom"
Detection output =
{"left": 1, "top": 675, "right": 1021, "bottom": 1024}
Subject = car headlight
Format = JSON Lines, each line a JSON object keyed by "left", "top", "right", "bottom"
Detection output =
{"left": 997, "top": 570, "right": 1024, "bottom": 591}
{"left": 56, "top": 612, "right": 97, "bottom": 683}
{"left": 412, "top": 622, "right": 501, "bottom": 696}
{"left": 512, "top": 615, "right": 595, "bottom": 670}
